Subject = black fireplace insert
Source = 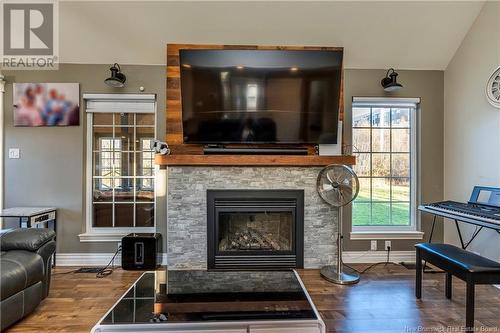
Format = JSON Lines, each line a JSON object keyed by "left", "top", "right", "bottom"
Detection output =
{"left": 207, "top": 190, "right": 304, "bottom": 270}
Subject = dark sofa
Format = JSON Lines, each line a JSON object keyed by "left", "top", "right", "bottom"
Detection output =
{"left": 0, "top": 228, "right": 56, "bottom": 330}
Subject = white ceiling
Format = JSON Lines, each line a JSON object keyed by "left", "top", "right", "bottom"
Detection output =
{"left": 59, "top": 1, "right": 484, "bottom": 70}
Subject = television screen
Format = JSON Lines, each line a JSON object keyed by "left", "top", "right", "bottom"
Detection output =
{"left": 13, "top": 83, "right": 80, "bottom": 126}
{"left": 180, "top": 49, "right": 342, "bottom": 144}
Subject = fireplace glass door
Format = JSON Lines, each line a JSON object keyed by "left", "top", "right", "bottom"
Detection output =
{"left": 217, "top": 209, "right": 294, "bottom": 254}
{"left": 207, "top": 190, "right": 304, "bottom": 270}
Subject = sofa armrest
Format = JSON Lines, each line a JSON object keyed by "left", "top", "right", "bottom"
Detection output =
{"left": 0, "top": 228, "right": 56, "bottom": 252}
{"left": 36, "top": 239, "right": 56, "bottom": 298}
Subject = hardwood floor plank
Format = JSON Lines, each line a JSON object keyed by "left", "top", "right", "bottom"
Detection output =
{"left": 5, "top": 268, "right": 143, "bottom": 333}
{"left": 5, "top": 266, "right": 499, "bottom": 332}
{"left": 297, "top": 267, "right": 500, "bottom": 332}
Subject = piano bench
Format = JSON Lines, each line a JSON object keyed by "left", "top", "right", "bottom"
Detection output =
{"left": 415, "top": 243, "right": 500, "bottom": 332}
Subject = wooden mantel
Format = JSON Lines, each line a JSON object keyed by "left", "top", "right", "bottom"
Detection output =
{"left": 155, "top": 154, "right": 355, "bottom": 166}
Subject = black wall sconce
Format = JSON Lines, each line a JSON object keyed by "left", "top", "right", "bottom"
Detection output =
{"left": 105, "top": 63, "right": 126, "bottom": 88}
{"left": 381, "top": 68, "right": 403, "bottom": 92}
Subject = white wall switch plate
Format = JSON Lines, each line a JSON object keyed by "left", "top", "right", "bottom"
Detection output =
{"left": 385, "top": 240, "right": 392, "bottom": 250}
{"left": 370, "top": 240, "right": 377, "bottom": 251}
{"left": 8, "top": 148, "right": 20, "bottom": 159}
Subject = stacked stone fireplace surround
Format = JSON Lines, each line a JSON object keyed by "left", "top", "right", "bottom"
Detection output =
{"left": 167, "top": 166, "right": 338, "bottom": 270}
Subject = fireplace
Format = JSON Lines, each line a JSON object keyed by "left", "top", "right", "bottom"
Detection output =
{"left": 207, "top": 190, "right": 304, "bottom": 270}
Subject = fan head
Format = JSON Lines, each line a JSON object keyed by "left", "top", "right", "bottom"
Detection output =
{"left": 317, "top": 164, "right": 359, "bottom": 207}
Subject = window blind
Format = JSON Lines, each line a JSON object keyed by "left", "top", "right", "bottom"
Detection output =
{"left": 84, "top": 94, "right": 156, "bottom": 114}
{"left": 352, "top": 97, "right": 420, "bottom": 108}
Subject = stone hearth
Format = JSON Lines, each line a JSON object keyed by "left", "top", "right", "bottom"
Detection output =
{"left": 167, "top": 166, "right": 337, "bottom": 270}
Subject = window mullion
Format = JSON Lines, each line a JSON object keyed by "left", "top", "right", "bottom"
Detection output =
{"left": 389, "top": 108, "right": 393, "bottom": 226}
{"left": 112, "top": 117, "right": 115, "bottom": 227}
{"left": 369, "top": 107, "right": 373, "bottom": 225}
{"left": 410, "top": 107, "right": 415, "bottom": 228}
{"left": 133, "top": 114, "right": 137, "bottom": 228}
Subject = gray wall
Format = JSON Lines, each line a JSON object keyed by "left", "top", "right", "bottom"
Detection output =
{"left": 444, "top": 2, "right": 500, "bottom": 262}
{"left": 3, "top": 65, "right": 443, "bottom": 254}
{"left": 343, "top": 69, "right": 444, "bottom": 251}
{"left": 3, "top": 64, "right": 166, "bottom": 253}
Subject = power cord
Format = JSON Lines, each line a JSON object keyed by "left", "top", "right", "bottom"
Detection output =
{"left": 52, "top": 245, "right": 121, "bottom": 278}
{"left": 96, "top": 245, "right": 121, "bottom": 278}
{"left": 52, "top": 269, "right": 78, "bottom": 276}
{"left": 343, "top": 246, "right": 402, "bottom": 274}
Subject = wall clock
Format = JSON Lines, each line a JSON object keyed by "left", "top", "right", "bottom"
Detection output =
{"left": 486, "top": 67, "right": 500, "bottom": 108}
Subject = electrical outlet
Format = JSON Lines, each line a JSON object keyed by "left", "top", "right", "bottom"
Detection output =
{"left": 370, "top": 240, "right": 377, "bottom": 251}
{"left": 8, "top": 148, "right": 20, "bottom": 159}
{"left": 385, "top": 240, "right": 392, "bottom": 250}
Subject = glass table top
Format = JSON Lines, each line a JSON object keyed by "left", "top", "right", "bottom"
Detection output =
{"left": 100, "top": 270, "right": 317, "bottom": 325}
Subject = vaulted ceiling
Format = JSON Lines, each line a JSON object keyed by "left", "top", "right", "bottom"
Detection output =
{"left": 59, "top": 1, "right": 484, "bottom": 70}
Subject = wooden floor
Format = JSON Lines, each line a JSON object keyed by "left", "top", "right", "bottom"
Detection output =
{"left": 5, "top": 265, "right": 500, "bottom": 332}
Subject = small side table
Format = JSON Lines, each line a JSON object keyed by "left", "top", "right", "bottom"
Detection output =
{"left": 0, "top": 207, "right": 57, "bottom": 266}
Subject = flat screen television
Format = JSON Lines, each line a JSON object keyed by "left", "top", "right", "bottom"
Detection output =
{"left": 180, "top": 49, "right": 342, "bottom": 144}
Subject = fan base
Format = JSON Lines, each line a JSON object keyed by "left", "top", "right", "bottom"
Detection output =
{"left": 320, "top": 265, "right": 360, "bottom": 285}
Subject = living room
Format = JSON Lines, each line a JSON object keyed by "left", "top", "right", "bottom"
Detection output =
{"left": 0, "top": 1, "right": 499, "bottom": 332}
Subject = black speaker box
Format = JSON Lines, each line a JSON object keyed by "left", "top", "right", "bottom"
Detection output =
{"left": 121, "top": 233, "right": 162, "bottom": 270}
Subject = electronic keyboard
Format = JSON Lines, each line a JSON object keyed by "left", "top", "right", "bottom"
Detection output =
{"left": 419, "top": 186, "right": 500, "bottom": 231}
{"left": 420, "top": 201, "right": 500, "bottom": 225}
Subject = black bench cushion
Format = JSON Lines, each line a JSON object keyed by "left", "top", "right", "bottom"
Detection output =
{"left": 416, "top": 243, "right": 500, "bottom": 273}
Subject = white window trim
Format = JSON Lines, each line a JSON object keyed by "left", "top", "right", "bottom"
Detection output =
{"left": 0, "top": 75, "right": 4, "bottom": 228}
{"left": 350, "top": 231, "right": 424, "bottom": 240}
{"left": 79, "top": 94, "right": 156, "bottom": 242}
{"left": 351, "top": 97, "right": 420, "bottom": 235}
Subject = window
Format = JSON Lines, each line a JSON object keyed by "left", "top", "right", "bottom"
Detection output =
{"left": 83, "top": 94, "right": 156, "bottom": 238}
{"left": 351, "top": 97, "right": 418, "bottom": 232}
{"left": 246, "top": 84, "right": 258, "bottom": 110}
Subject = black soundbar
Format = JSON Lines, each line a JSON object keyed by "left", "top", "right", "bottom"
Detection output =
{"left": 203, "top": 147, "right": 309, "bottom": 155}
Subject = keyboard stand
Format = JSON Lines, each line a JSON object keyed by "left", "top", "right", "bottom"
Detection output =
{"left": 423, "top": 215, "right": 444, "bottom": 273}
{"left": 426, "top": 215, "right": 484, "bottom": 251}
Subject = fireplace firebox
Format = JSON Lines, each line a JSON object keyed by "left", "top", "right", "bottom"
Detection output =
{"left": 207, "top": 190, "right": 304, "bottom": 270}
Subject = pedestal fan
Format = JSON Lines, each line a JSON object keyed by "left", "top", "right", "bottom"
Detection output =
{"left": 317, "top": 164, "right": 360, "bottom": 285}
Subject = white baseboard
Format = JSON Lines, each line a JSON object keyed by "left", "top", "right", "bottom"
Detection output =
{"left": 343, "top": 250, "right": 415, "bottom": 263}
{"left": 56, "top": 253, "right": 168, "bottom": 267}
{"left": 56, "top": 251, "right": 414, "bottom": 267}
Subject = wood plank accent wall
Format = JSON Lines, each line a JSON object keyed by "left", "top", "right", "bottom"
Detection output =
{"left": 166, "top": 44, "right": 345, "bottom": 155}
